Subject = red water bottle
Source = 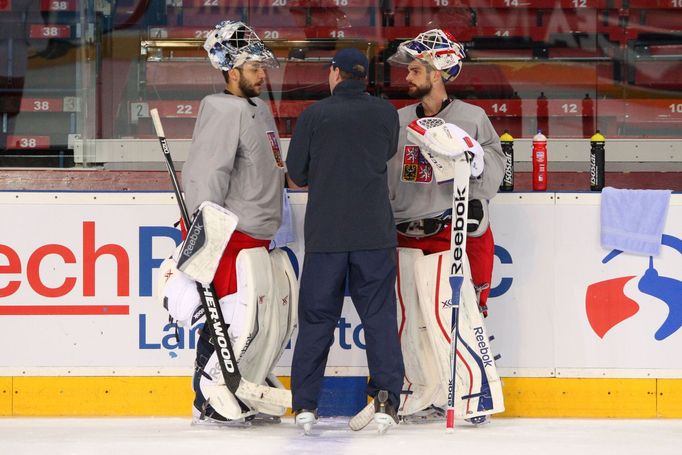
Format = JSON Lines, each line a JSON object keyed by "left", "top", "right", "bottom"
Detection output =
{"left": 532, "top": 130, "right": 547, "bottom": 191}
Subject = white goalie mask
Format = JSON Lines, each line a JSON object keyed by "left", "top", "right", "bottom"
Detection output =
{"left": 203, "top": 20, "right": 279, "bottom": 71}
{"left": 387, "top": 29, "right": 465, "bottom": 82}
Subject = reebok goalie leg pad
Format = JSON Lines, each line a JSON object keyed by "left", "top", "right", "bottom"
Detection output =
{"left": 177, "top": 201, "right": 239, "bottom": 285}
{"left": 414, "top": 251, "right": 504, "bottom": 420}
{"left": 395, "top": 248, "right": 444, "bottom": 417}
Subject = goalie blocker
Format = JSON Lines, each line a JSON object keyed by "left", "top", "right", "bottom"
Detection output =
{"left": 177, "top": 201, "right": 239, "bottom": 285}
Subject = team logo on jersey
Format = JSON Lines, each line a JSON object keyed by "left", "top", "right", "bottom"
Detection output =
{"left": 266, "top": 131, "right": 284, "bottom": 168}
{"left": 401, "top": 145, "right": 433, "bottom": 183}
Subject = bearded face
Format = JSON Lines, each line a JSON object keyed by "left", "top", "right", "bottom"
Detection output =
{"left": 237, "top": 61, "right": 266, "bottom": 97}
{"left": 406, "top": 61, "right": 434, "bottom": 99}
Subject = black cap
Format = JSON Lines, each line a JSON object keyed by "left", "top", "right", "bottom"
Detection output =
{"left": 331, "top": 48, "right": 368, "bottom": 78}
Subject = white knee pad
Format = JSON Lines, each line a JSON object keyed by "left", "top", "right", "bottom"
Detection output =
{"left": 396, "top": 248, "right": 444, "bottom": 417}
{"left": 414, "top": 251, "right": 504, "bottom": 419}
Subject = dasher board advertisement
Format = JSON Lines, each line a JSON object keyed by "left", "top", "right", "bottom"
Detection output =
{"left": 0, "top": 192, "right": 680, "bottom": 377}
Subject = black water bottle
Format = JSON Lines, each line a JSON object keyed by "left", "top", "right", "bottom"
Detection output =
{"left": 590, "top": 130, "right": 606, "bottom": 191}
{"left": 500, "top": 130, "right": 514, "bottom": 192}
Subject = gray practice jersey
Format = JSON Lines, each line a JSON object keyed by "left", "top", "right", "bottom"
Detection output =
{"left": 183, "top": 92, "right": 284, "bottom": 239}
{"left": 388, "top": 100, "right": 505, "bottom": 223}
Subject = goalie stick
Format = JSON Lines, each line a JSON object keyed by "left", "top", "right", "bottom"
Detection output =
{"left": 404, "top": 117, "right": 472, "bottom": 432}
{"left": 443, "top": 134, "right": 471, "bottom": 432}
{"left": 150, "top": 108, "right": 291, "bottom": 410}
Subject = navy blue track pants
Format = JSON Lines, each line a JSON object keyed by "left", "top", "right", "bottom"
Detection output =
{"left": 291, "top": 248, "right": 405, "bottom": 411}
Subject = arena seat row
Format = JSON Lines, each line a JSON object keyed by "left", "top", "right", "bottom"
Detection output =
{"left": 3, "top": 0, "right": 681, "bottom": 159}
{"left": 162, "top": 0, "right": 682, "bottom": 43}
{"left": 129, "top": 95, "right": 682, "bottom": 139}
{"left": 159, "top": 0, "right": 673, "bottom": 8}
{"left": 0, "top": 0, "right": 81, "bottom": 158}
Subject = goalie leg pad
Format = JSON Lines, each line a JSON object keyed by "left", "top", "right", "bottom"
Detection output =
{"left": 197, "top": 247, "right": 299, "bottom": 419}
{"left": 266, "top": 248, "right": 299, "bottom": 373}
{"left": 177, "top": 201, "right": 239, "bottom": 285}
{"left": 197, "top": 247, "right": 272, "bottom": 419}
{"left": 244, "top": 248, "right": 298, "bottom": 417}
{"left": 414, "top": 251, "right": 504, "bottom": 419}
{"left": 395, "top": 248, "right": 444, "bottom": 417}
{"left": 231, "top": 248, "right": 274, "bottom": 374}
{"left": 253, "top": 373, "right": 289, "bottom": 418}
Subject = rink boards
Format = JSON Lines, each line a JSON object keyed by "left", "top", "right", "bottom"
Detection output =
{"left": 0, "top": 191, "right": 681, "bottom": 417}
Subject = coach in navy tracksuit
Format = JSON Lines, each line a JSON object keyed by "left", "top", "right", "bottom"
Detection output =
{"left": 286, "top": 48, "right": 405, "bottom": 419}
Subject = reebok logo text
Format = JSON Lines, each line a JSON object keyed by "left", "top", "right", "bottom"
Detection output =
{"left": 451, "top": 187, "right": 467, "bottom": 276}
{"left": 473, "top": 326, "right": 494, "bottom": 367}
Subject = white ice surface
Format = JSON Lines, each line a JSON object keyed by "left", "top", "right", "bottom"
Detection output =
{"left": 1, "top": 417, "right": 681, "bottom": 455}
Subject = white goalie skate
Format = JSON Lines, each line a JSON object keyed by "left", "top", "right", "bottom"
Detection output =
{"left": 295, "top": 409, "right": 318, "bottom": 435}
{"left": 374, "top": 391, "right": 399, "bottom": 435}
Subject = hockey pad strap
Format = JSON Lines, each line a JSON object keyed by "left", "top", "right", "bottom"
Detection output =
{"left": 406, "top": 118, "right": 484, "bottom": 179}
{"left": 177, "top": 201, "right": 238, "bottom": 285}
{"left": 467, "top": 199, "right": 489, "bottom": 238}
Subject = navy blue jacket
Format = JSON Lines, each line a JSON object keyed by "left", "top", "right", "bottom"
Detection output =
{"left": 286, "top": 79, "right": 400, "bottom": 252}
